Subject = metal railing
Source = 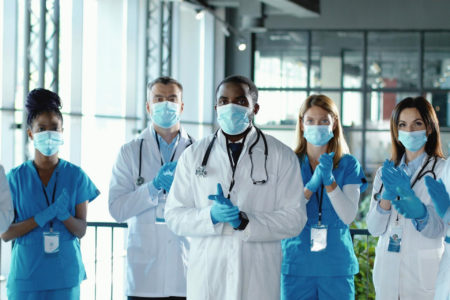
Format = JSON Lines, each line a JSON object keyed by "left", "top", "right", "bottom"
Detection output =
{"left": 84, "top": 223, "right": 375, "bottom": 300}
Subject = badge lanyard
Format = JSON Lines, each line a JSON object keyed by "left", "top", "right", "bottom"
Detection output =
{"left": 311, "top": 184, "right": 327, "bottom": 252}
{"left": 225, "top": 134, "right": 248, "bottom": 199}
{"left": 40, "top": 170, "right": 60, "bottom": 254}
{"left": 155, "top": 131, "right": 180, "bottom": 166}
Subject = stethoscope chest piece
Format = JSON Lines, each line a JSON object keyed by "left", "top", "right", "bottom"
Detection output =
{"left": 195, "top": 166, "right": 207, "bottom": 177}
{"left": 136, "top": 176, "right": 145, "bottom": 186}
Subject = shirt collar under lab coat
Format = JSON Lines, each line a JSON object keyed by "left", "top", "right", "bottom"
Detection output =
{"left": 399, "top": 151, "right": 427, "bottom": 177}
{"left": 217, "top": 126, "right": 258, "bottom": 157}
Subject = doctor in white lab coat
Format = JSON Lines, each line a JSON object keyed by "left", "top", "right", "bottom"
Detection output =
{"left": 109, "top": 77, "right": 192, "bottom": 300}
{"left": 0, "top": 164, "right": 14, "bottom": 234}
{"left": 425, "top": 159, "right": 450, "bottom": 300}
{"left": 367, "top": 96, "right": 446, "bottom": 300}
{"left": 165, "top": 75, "right": 307, "bottom": 300}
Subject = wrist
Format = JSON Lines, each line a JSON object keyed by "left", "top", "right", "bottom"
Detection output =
{"left": 58, "top": 210, "right": 71, "bottom": 221}
{"left": 234, "top": 211, "right": 249, "bottom": 230}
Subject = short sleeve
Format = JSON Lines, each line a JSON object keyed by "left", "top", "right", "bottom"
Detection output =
{"left": 76, "top": 168, "right": 100, "bottom": 204}
{"left": 341, "top": 155, "right": 368, "bottom": 192}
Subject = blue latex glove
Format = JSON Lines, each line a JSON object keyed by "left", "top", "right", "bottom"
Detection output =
{"left": 380, "top": 160, "right": 397, "bottom": 201}
{"left": 305, "top": 167, "right": 322, "bottom": 193}
{"left": 392, "top": 186, "right": 427, "bottom": 219}
{"left": 208, "top": 184, "right": 241, "bottom": 227}
{"left": 152, "top": 161, "right": 177, "bottom": 192}
{"left": 425, "top": 176, "right": 450, "bottom": 218}
{"left": 35, "top": 204, "right": 57, "bottom": 227}
{"left": 318, "top": 152, "right": 335, "bottom": 186}
{"left": 381, "top": 163, "right": 411, "bottom": 199}
{"left": 55, "top": 189, "right": 71, "bottom": 221}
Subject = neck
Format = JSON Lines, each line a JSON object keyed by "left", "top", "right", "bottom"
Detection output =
{"left": 223, "top": 126, "right": 252, "bottom": 143}
{"left": 306, "top": 143, "right": 328, "bottom": 167}
{"left": 34, "top": 151, "right": 59, "bottom": 171}
{"left": 405, "top": 147, "right": 425, "bottom": 164}
{"left": 154, "top": 123, "right": 180, "bottom": 144}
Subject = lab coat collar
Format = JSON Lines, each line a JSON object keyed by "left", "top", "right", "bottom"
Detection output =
{"left": 217, "top": 126, "right": 258, "bottom": 156}
{"left": 138, "top": 124, "right": 189, "bottom": 142}
{"left": 399, "top": 152, "right": 427, "bottom": 177}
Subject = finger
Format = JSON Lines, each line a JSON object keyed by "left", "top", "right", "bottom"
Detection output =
{"left": 208, "top": 195, "right": 217, "bottom": 201}
{"left": 328, "top": 152, "right": 335, "bottom": 158}
{"left": 217, "top": 183, "right": 224, "bottom": 196}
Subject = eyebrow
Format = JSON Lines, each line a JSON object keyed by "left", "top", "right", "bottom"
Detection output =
{"left": 398, "top": 118, "right": 423, "bottom": 122}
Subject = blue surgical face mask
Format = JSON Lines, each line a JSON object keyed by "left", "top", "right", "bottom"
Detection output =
{"left": 303, "top": 125, "right": 334, "bottom": 146}
{"left": 217, "top": 104, "right": 251, "bottom": 135}
{"left": 398, "top": 130, "right": 427, "bottom": 152}
{"left": 33, "top": 131, "right": 64, "bottom": 156}
{"left": 151, "top": 101, "right": 181, "bottom": 128}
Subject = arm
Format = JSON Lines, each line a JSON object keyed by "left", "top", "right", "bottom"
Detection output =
{"left": 0, "top": 166, "right": 14, "bottom": 234}
{"left": 108, "top": 146, "right": 159, "bottom": 222}
{"left": 236, "top": 148, "right": 307, "bottom": 242}
{"left": 61, "top": 200, "right": 88, "bottom": 238}
{"left": 366, "top": 168, "right": 391, "bottom": 236}
{"left": 165, "top": 150, "right": 225, "bottom": 237}
{"left": 1, "top": 218, "right": 39, "bottom": 242}
{"left": 326, "top": 184, "right": 360, "bottom": 225}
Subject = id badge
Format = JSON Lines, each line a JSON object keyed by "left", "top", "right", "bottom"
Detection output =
{"left": 311, "top": 224, "right": 328, "bottom": 252}
{"left": 156, "top": 192, "right": 167, "bottom": 224}
{"left": 387, "top": 225, "right": 403, "bottom": 253}
{"left": 43, "top": 231, "right": 60, "bottom": 254}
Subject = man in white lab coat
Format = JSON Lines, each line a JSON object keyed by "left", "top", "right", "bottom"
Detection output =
{"left": 165, "top": 75, "right": 307, "bottom": 300}
{"left": 109, "top": 76, "right": 192, "bottom": 300}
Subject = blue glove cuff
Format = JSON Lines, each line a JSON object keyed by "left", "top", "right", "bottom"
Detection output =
{"left": 57, "top": 210, "right": 71, "bottom": 221}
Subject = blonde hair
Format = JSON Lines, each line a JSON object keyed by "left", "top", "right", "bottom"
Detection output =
{"left": 295, "top": 94, "right": 349, "bottom": 167}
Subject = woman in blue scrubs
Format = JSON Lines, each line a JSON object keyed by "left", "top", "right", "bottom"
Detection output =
{"left": 281, "top": 94, "right": 367, "bottom": 300}
{"left": 1, "top": 88, "right": 100, "bottom": 300}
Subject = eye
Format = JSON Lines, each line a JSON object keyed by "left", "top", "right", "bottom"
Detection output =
{"left": 237, "top": 98, "right": 249, "bottom": 106}
{"left": 38, "top": 127, "right": 46, "bottom": 132}
{"left": 304, "top": 119, "right": 313, "bottom": 125}
{"left": 415, "top": 121, "right": 423, "bottom": 127}
{"left": 398, "top": 123, "right": 405, "bottom": 128}
{"left": 218, "top": 98, "right": 228, "bottom": 106}
{"left": 320, "top": 119, "right": 330, "bottom": 125}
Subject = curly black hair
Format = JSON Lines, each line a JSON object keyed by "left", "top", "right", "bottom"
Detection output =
{"left": 25, "top": 88, "right": 63, "bottom": 127}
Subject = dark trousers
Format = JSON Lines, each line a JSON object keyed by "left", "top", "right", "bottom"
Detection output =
{"left": 128, "top": 297, "right": 186, "bottom": 300}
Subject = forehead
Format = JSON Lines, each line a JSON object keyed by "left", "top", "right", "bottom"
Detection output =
{"left": 217, "top": 82, "right": 250, "bottom": 98}
{"left": 151, "top": 83, "right": 181, "bottom": 95}
{"left": 33, "top": 111, "right": 62, "bottom": 125}
{"left": 304, "top": 105, "right": 331, "bottom": 118}
{"left": 398, "top": 107, "right": 422, "bottom": 120}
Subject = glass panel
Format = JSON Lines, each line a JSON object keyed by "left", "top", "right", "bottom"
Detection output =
{"left": 255, "top": 91, "right": 307, "bottom": 126}
{"left": 424, "top": 32, "right": 450, "bottom": 89}
{"left": 342, "top": 92, "right": 363, "bottom": 128}
{"left": 365, "top": 131, "right": 392, "bottom": 175}
{"left": 366, "top": 92, "right": 415, "bottom": 130}
{"left": 426, "top": 91, "right": 450, "bottom": 128}
{"left": 311, "top": 31, "right": 363, "bottom": 88}
{"left": 367, "top": 32, "right": 420, "bottom": 89}
{"left": 81, "top": 117, "right": 132, "bottom": 222}
{"left": 254, "top": 31, "right": 308, "bottom": 88}
{"left": 342, "top": 130, "right": 363, "bottom": 168}
{"left": 440, "top": 131, "right": 450, "bottom": 156}
{"left": 260, "top": 129, "right": 296, "bottom": 150}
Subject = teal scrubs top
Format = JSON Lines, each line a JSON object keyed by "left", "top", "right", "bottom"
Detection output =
{"left": 282, "top": 154, "right": 367, "bottom": 277}
{"left": 6, "top": 159, "right": 100, "bottom": 291}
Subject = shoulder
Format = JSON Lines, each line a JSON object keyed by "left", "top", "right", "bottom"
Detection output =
{"left": 264, "top": 133, "right": 295, "bottom": 156}
{"left": 432, "top": 156, "right": 446, "bottom": 174}
{"left": 7, "top": 161, "right": 32, "bottom": 178}
{"left": 59, "top": 159, "right": 86, "bottom": 177}
{"left": 338, "top": 154, "right": 361, "bottom": 169}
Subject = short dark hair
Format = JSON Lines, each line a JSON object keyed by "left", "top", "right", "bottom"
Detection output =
{"left": 390, "top": 96, "right": 444, "bottom": 164}
{"left": 147, "top": 76, "right": 183, "bottom": 93}
{"left": 26, "top": 88, "right": 63, "bottom": 127}
{"left": 215, "top": 75, "right": 258, "bottom": 103}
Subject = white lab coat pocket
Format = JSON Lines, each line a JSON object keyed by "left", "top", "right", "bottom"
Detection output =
{"left": 418, "top": 248, "right": 442, "bottom": 291}
{"left": 127, "top": 223, "right": 157, "bottom": 264}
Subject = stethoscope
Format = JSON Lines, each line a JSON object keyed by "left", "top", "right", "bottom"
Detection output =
{"left": 373, "top": 155, "right": 438, "bottom": 201}
{"left": 135, "top": 132, "right": 193, "bottom": 186}
{"left": 195, "top": 126, "right": 269, "bottom": 187}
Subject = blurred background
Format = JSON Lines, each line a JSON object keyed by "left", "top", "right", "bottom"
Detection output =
{"left": 1, "top": 0, "right": 450, "bottom": 298}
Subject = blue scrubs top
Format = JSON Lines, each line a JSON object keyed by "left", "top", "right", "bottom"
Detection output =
{"left": 6, "top": 159, "right": 100, "bottom": 291}
{"left": 282, "top": 154, "right": 367, "bottom": 277}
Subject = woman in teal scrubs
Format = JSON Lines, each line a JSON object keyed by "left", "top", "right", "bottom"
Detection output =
{"left": 1, "top": 88, "right": 99, "bottom": 300}
{"left": 281, "top": 94, "right": 367, "bottom": 300}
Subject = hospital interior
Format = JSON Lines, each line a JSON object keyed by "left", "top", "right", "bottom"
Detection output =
{"left": 0, "top": 0, "right": 450, "bottom": 299}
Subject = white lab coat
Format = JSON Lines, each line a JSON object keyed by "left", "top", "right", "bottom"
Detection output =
{"left": 108, "top": 125, "right": 191, "bottom": 298}
{"left": 435, "top": 160, "right": 450, "bottom": 300}
{"left": 165, "top": 128, "right": 307, "bottom": 300}
{"left": 0, "top": 164, "right": 14, "bottom": 234}
{"left": 367, "top": 155, "right": 446, "bottom": 300}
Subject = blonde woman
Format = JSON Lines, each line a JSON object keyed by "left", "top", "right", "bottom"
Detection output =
{"left": 281, "top": 94, "right": 367, "bottom": 300}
